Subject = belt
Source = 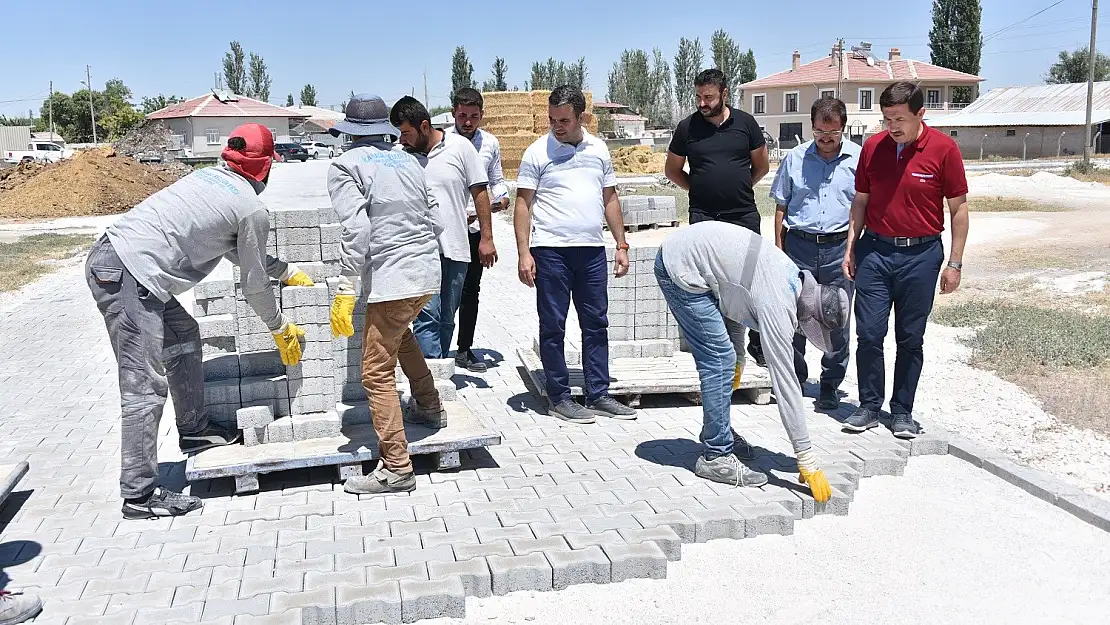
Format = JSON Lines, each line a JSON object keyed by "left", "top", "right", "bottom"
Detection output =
{"left": 788, "top": 229, "right": 849, "bottom": 244}
{"left": 867, "top": 232, "right": 941, "bottom": 247}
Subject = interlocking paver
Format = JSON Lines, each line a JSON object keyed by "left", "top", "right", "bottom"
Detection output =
{"left": 487, "top": 553, "right": 553, "bottom": 595}
{"left": 336, "top": 581, "right": 401, "bottom": 625}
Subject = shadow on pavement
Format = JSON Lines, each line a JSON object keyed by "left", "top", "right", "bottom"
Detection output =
{"left": 0, "top": 540, "right": 42, "bottom": 591}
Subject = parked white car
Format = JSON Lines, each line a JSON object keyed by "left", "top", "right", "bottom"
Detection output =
{"left": 302, "top": 142, "right": 335, "bottom": 159}
{"left": 3, "top": 142, "right": 75, "bottom": 164}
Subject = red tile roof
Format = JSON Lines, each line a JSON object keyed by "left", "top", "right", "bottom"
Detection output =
{"left": 740, "top": 54, "right": 982, "bottom": 90}
{"left": 147, "top": 93, "right": 300, "bottom": 120}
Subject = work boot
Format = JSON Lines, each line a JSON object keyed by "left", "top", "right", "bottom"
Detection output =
{"left": 122, "top": 486, "right": 203, "bottom": 520}
{"left": 732, "top": 430, "right": 755, "bottom": 461}
{"left": 180, "top": 422, "right": 241, "bottom": 454}
{"left": 586, "top": 396, "right": 637, "bottom": 420}
{"left": 892, "top": 413, "right": 920, "bottom": 439}
{"left": 747, "top": 342, "right": 767, "bottom": 367}
{"left": 344, "top": 460, "right": 416, "bottom": 495}
{"left": 816, "top": 386, "right": 840, "bottom": 411}
{"left": 843, "top": 407, "right": 880, "bottom": 433}
{"left": 549, "top": 399, "right": 595, "bottom": 424}
{"left": 0, "top": 590, "right": 42, "bottom": 625}
{"left": 694, "top": 454, "right": 768, "bottom": 487}
{"left": 455, "top": 349, "right": 488, "bottom": 373}
{"left": 404, "top": 398, "right": 447, "bottom": 429}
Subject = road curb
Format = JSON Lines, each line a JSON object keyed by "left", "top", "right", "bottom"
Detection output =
{"left": 921, "top": 420, "right": 1110, "bottom": 533}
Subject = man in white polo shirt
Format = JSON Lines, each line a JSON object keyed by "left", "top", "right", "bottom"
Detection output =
{"left": 514, "top": 85, "right": 637, "bottom": 423}
{"left": 390, "top": 96, "right": 496, "bottom": 360}
{"left": 448, "top": 87, "right": 510, "bottom": 373}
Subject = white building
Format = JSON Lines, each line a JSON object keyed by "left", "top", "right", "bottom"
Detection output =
{"left": 287, "top": 105, "right": 346, "bottom": 146}
{"left": 146, "top": 90, "right": 304, "bottom": 157}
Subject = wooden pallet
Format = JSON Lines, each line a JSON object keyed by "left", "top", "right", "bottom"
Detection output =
{"left": 185, "top": 400, "right": 501, "bottom": 494}
{"left": 518, "top": 347, "right": 772, "bottom": 408}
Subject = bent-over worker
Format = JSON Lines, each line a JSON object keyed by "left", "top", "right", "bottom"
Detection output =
{"left": 655, "top": 222, "right": 847, "bottom": 500}
{"left": 86, "top": 123, "right": 314, "bottom": 519}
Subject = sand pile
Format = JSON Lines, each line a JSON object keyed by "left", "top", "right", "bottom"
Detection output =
{"left": 610, "top": 145, "right": 666, "bottom": 175}
{"left": 0, "top": 147, "right": 179, "bottom": 219}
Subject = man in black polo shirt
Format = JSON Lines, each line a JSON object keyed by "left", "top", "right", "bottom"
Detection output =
{"left": 666, "top": 68, "right": 771, "bottom": 364}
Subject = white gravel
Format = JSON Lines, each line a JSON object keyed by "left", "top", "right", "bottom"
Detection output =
{"left": 424, "top": 455, "right": 1110, "bottom": 625}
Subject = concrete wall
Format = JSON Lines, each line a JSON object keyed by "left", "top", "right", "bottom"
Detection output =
{"left": 165, "top": 117, "right": 292, "bottom": 157}
{"left": 938, "top": 125, "right": 1093, "bottom": 159}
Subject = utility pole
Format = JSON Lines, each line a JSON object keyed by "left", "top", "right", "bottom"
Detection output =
{"left": 48, "top": 81, "right": 54, "bottom": 139}
{"left": 836, "top": 38, "right": 844, "bottom": 99}
{"left": 86, "top": 64, "right": 98, "bottom": 144}
{"left": 423, "top": 68, "right": 429, "bottom": 106}
{"left": 1083, "top": 0, "right": 1099, "bottom": 167}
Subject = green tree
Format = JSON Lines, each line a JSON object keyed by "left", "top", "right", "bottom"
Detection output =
{"left": 139, "top": 94, "right": 182, "bottom": 115}
{"left": 490, "top": 57, "right": 509, "bottom": 91}
{"left": 607, "top": 49, "right": 652, "bottom": 119}
{"left": 300, "top": 84, "right": 318, "bottom": 106}
{"left": 929, "top": 0, "right": 983, "bottom": 102}
{"left": 246, "top": 53, "right": 272, "bottom": 101}
{"left": 429, "top": 105, "right": 452, "bottom": 117}
{"left": 674, "top": 37, "right": 704, "bottom": 112}
{"left": 711, "top": 29, "right": 743, "bottom": 106}
{"left": 648, "top": 48, "right": 674, "bottom": 128}
{"left": 1045, "top": 47, "right": 1110, "bottom": 84}
{"left": 735, "top": 49, "right": 757, "bottom": 110}
{"left": 0, "top": 116, "right": 36, "bottom": 126}
{"left": 451, "top": 47, "right": 475, "bottom": 95}
{"left": 285, "top": 94, "right": 294, "bottom": 106}
{"left": 38, "top": 79, "right": 142, "bottom": 142}
{"left": 222, "top": 41, "right": 247, "bottom": 94}
{"left": 566, "top": 57, "right": 588, "bottom": 90}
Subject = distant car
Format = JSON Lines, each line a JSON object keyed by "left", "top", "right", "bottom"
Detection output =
{"left": 302, "top": 142, "right": 335, "bottom": 159}
{"left": 3, "top": 141, "right": 75, "bottom": 164}
{"left": 274, "top": 143, "right": 308, "bottom": 162}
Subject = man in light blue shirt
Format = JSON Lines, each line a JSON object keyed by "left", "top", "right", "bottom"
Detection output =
{"left": 770, "top": 96, "right": 859, "bottom": 410}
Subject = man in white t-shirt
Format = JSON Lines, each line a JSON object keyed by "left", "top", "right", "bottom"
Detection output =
{"left": 390, "top": 96, "right": 495, "bottom": 360}
{"left": 448, "top": 88, "right": 510, "bottom": 373}
{"left": 514, "top": 85, "right": 637, "bottom": 423}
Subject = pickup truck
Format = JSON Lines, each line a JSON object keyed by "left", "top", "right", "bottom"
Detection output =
{"left": 3, "top": 142, "right": 75, "bottom": 165}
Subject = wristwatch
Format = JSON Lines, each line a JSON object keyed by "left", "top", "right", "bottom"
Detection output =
{"left": 947, "top": 261, "right": 963, "bottom": 271}
{"left": 616, "top": 242, "right": 630, "bottom": 251}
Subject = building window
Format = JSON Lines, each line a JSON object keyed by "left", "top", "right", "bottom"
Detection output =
{"left": 820, "top": 89, "right": 835, "bottom": 99}
{"left": 784, "top": 92, "right": 799, "bottom": 113}
{"left": 779, "top": 122, "right": 804, "bottom": 148}
{"left": 1006, "top": 129, "right": 1017, "bottom": 137}
{"left": 859, "top": 89, "right": 874, "bottom": 111}
{"left": 268, "top": 128, "right": 279, "bottom": 139}
{"left": 205, "top": 129, "right": 220, "bottom": 145}
{"left": 950, "top": 130, "right": 958, "bottom": 137}
{"left": 927, "top": 89, "right": 942, "bottom": 109}
{"left": 753, "top": 94, "right": 765, "bottom": 114}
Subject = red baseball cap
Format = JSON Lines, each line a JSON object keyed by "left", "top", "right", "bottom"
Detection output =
{"left": 222, "top": 123, "right": 275, "bottom": 182}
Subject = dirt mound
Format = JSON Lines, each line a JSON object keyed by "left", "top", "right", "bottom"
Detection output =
{"left": 611, "top": 145, "right": 666, "bottom": 175}
{"left": 0, "top": 161, "right": 47, "bottom": 191}
{"left": 0, "top": 147, "right": 179, "bottom": 219}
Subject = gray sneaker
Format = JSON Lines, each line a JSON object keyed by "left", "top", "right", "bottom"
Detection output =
{"left": 694, "top": 454, "right": 769, "bottom": 487}
{"left": 344, "top": 461, "right": 417, "bottom": 495}
{"left": 586, "top": 396, "right": 637, "bottom": 420}
{"left": 550, "top": 399, "right": 596, "bottom": 424}
{"left": 121, "top": 486, "right": 203, "bottom": 520}
{"left": 0, "top": 590, "right": 42, "bottom": 625}
{"left": 843, "top": 407, "right": 880, "bottom": 433}
{"left": 892, "top": 413, "right": 920, "bottom": 439}
{"left": 404, "top": 397, "right": 446, "bottom": 429}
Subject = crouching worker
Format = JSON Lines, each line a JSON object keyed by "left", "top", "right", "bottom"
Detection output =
{"left": 655, "top": 221, "right": 847, "bottom": 501}
{"left": 325, "top": 94, "right": 446, "bottom": 496}
{"left": 86, "top": 123, "right": 314, "bottom": 519}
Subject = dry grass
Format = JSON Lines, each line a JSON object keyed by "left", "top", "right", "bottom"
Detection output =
{"left": 970, "top": 196, "right": 1070, "bottom": 212}
{"left": 933, "top": 300, "right": 1110, "bottom": 437}
{"left": 1066, "top": 168, "right": 1110, "bottom": 186}
{"left": 0, "top": 233, "right": 95, "bottom": 291}
{"left": 991, "top": 246, "right": 1094, "bottom": 271}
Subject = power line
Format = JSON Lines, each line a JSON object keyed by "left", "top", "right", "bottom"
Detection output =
{"left": 983, "top": 0, "right": 1070, "bottom": 42}
{"left": 0, "top": 90, "right": 49, "bottom": 105}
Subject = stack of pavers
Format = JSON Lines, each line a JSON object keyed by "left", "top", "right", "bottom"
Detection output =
{"left": 191, "top": 207, "right": 474, "bottom": 490}
{"left": 614, "top": 195, "right": 679, "bottom": 230}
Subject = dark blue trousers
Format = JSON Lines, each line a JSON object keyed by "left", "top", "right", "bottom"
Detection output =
{"left": 533, "top": 247, "right": 610, "bottom": 403}
{"left": 854, "top": 234, "right": 943, "bottom": 415}
{"left": 784, "top": 230, "right": 853, "bottom": 389}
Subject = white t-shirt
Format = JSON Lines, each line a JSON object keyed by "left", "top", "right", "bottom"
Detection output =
{"left": 447, "top": 127, "right": 506, "bottom": 234}
{"left": 517, "top": 130, "right": 616, "bottom": 248}
{"left": 409, "top": 132, "right": 488, "bottom": 262}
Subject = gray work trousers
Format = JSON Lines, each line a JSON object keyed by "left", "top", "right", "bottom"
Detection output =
{"left": 85, "top": 236, "right": 208, "bottom": 499}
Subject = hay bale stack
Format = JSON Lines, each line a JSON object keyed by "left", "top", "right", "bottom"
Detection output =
{"left": 480, "top": 113, "right": 534, "bottom": 134}
{"left": 482, "top": 91, "right": 532, "bottom": 107}
{"left": 499, "top": 132, "right": 542, "bottom": 168}
{"left": 582, "top": 112, "right": 598, "bottom": 136}
{"left": 503, "top": 168, "right": 518, "bottom": 181}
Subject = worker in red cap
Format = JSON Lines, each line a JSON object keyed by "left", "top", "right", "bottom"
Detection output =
{"left": 85, "top": 122, "right": 314, "bottom": 520}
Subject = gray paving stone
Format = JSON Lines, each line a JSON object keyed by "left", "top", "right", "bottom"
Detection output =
{"left": 603, "top": 541, "right": 668, "bottom": 583}
{"left": 563, "top": 530, "right": 624, "bottom": 550}
{"left": 734, "top": 503, "right": 795, "bottom": 536}
{"left": 239, "top": 572, "right": 303, "bottom": 599}
{"left": 849, "top": 449, "right": 907, "bottom": 477}
{"left": 428, "top": 557, "right": 493, "bottom": 598}
{"left": 202, "top": 595, "right": 271, "bottom": 621}
{"left": 686, "top": 507, "right": 746, "bottom": 542}
{"left": 420, "top": 529, "right": 479, "bottom": 548}
{"left": 400, "top": 577, "right": 465, "bottom": 623}
{"left": 390, "top": 519, "right": 447, "bottom": 537}
{"left": 476, "top": 525, "right": 534, "bottom": 544}
{"left": 234, "top": 610, "right": 305, "bottom": 625}
{"left": 632, "top": 511, "right": 697, "bottom": 543}
{"left": 583, "top": 514, "right": 643, "bottom": 533}
{"left": 547, "top": 545, "right": 612, "bottom": 590}
{"left": 453, "top": 540, "right": 514, "bottom": 561}
{"left": 488, "top": 552, "right": 553, "bottom": 595}
{"left": 270, "top": 587, "right": 336, "bottom": 625}
{"left": 366, "top": 563, "right": 429, "bottom": 584}
{"left": 336, "top": 581, "right": 401, "bottom": 625}
{"left": 529, "top": 520, "right": 590, "bottom": 539}
{"left": 134, "top": 603, "right": 205, "bottom": 624}
{"left": 497, "top": 509, "right": 555, "bottom": 527}
{"left": 393, "top": 545, "right": 456, "bottom": 566}
{"left": 617, "top": 526, "right": 683, "bottom": 561}
{"left": 509, "top": 536, "right": 571, "bottom": 555}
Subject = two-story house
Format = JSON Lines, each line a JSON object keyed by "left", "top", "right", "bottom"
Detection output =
{"left": 739, "top": 43, "right": 983, "bottom": 149}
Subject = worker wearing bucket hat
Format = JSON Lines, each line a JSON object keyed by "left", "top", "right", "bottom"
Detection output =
{"left": 655, "top": 221, "right": 848, "bottom": 501}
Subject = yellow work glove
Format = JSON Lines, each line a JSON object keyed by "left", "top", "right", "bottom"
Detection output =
{"left": 272, "top": 321, "right": 305, "bottom": 366}
{"left": 330, "top": 278, "right": 356, "bottom": 338}
{"left": 796, "top": 448, "right": 832, "bottom": 503}
{"left": 280, "top": 263, "right": 315, "bottom": 287}
{"left": 732, "top": 362, "right": 744, "bottom": 391}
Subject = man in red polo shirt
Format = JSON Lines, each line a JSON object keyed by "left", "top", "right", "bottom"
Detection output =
{"left": 841, "top": 81, "right": 969, "bottom": 439}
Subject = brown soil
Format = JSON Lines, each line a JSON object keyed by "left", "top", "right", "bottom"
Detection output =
{"left": 611, "top": 146, "right": 667, "bottom": 175}
{"left": 0, "top": 147, "right": 179, "bottom": 219}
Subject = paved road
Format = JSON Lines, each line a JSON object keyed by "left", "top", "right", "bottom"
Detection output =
{"left": 0, "top": 160, "right": 1104, "bottom": 624}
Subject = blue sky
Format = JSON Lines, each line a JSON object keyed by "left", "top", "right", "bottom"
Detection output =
{"left": 0, "top": 0, "right": 1103, "bottom": 117}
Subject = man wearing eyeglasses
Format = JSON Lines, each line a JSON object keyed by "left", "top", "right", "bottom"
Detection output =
{"left": 770, "top": 97, "right": 859, "bottom": 411}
